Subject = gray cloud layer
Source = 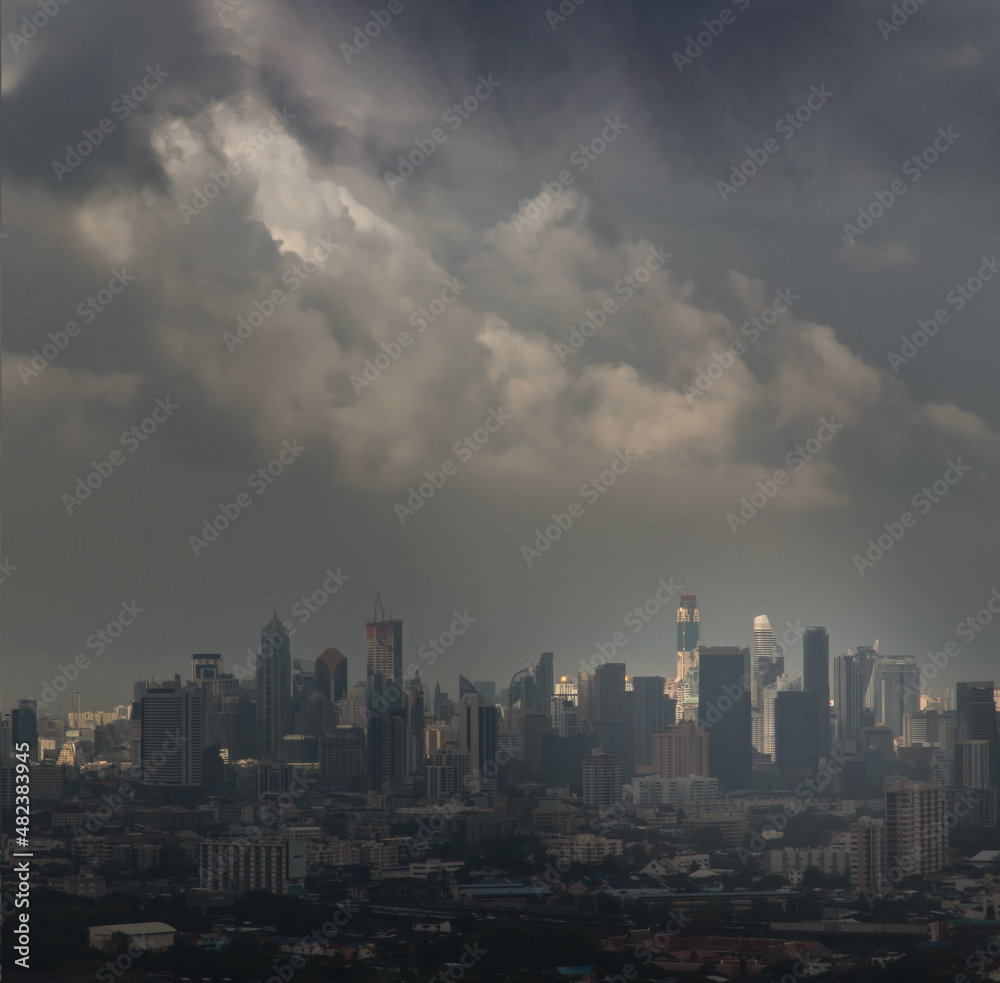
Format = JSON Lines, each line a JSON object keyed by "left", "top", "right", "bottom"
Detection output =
{"left": 3, "top": 0, "right": 999, "bottom": 711}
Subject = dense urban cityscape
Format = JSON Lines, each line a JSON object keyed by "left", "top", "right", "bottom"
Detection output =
{"left": 4, "top": 592, "right": 1000, "bottom": 980}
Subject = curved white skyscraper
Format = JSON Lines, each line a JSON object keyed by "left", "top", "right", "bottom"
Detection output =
{"left": 752, "top": 615, "right": 777, "bottom": 707}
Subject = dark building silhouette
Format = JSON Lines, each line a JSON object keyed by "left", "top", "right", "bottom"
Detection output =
{"left": 957, "top": 681, "right": 999, "bottom": 786}
{"left": 803, "top": 627, "right": 831, "bottom": 758}
{"left": 11, "top": 700, "right": 39, "bottom": 761}
{"left": 631, "top": 676, "right": 675, "bottom": 767}
{"left": 256, "top": 615, "right": 292, "bottom": 758}
{"left": 697, "top": 647, "right": 752, "bottom": 790}
{"left": 775, "top": 690, "right": 820, "bottom": 778}
{"left": 595, "top": 662, "right": 628, "bottom": 722}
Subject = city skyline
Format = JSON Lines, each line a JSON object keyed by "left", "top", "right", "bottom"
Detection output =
{"left": 4, "top": 0, "right": 1000, "bottom": 722}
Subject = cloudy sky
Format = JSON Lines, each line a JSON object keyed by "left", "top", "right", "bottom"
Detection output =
{"left": 4, "top": 0, "right": 999, "bottom": 714}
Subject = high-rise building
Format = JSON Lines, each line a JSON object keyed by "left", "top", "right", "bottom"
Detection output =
{"left": 366, "top": 596, "right": 403, "bottom": 699}
{"left": 11, "top": 700, "right": 39, "bottom": 761}
{"left": 319, "top": 727, "right": 366, "bottom": 782}
{"left": 534, "top": 653, "right": 554, "bottom": 707}
{"left": 577, "top": 671, "right": 596, "bottom": 726}
{"left": 314, "top": 648, "right": 348, "bottom": 704}
{"left": 191, "top": 654, "right": 222, "bottom": 682}
{"left": 803, "top": 627, "right": 831, "bottom": 757}
{"left": 957, "top": 681, "right": 999, "bottom": 785}
{"left": 473, "top": 681, "right": 497, "bottom": 703}
{"left": 677, "top": 593, "right": 699, "bottom": 652}
{"left": 833, "top": 654, "right": 862, "bottom": 746}
{"left": 961, "top": 740, "right": 991, "bottom": 789}
{"left": 698, "top": 647, "right": 752, "bottom": 790}
{"left": 583, "top": 750, "right": 622, "bottom": 807}
{"left": 652, "top": 720, "right": 710, "bottom": 779}
{"left": 70, "top": 693, "right": 82, "bottom": 718}
{"left": 457, "top": 691, "right": 501, "bottom": 796}
{"left": 550, "top": 697, "right": 579, "bottom": 737}
{"left": 595, "top": 662, "right": 628, "bottom": 722}
{"left": 632, "top": 676, "right": 675, "bottom": 767}
{"left": 256, "top": 615, "right": 292, "bottom": 758}
{"left": 139, "top": 686, "right": 203, "bottom": 786}
{"left": 751, "top": 615, "right": 777, "bottom": 706}
{"left": 852, "top": 816, "right": 887, "bottom": 894}
{"left": 774, "top": 690, "right": 820, "bottom": 777}
{"left": 426, "top": 746, "right": 471, "bottom": 800}
{"left": 884, "top": 779, "right": 947, "bottom": 879}
{"left": 867, "top": 656, "right": 920, "bottom": 738}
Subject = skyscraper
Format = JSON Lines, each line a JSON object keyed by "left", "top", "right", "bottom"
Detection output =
{"left": 803, "top": 627, "right": 831, "bottom": 757}
{"left": 774, "top": 690, "right": 820, "bottom": 777}
{"left": 852, "top": 816, "right": 888, "bottom": 894}
{"left": 535, "top": 653, "right": 554, "bottom": 707}
{"left": 11, "top": 700, "right": 39, "bottom": 761}
{"left": 885, "top": 779, "right": 947, "bottom": 878}
{"left": 577, "top": 671, "right": 596, "bottom": 726}
{"left": 140, "top": 685, "right": 203, "bottom": 786}
{"left": 957, "top": 681, "right": 999, "bottom": 785}
{"left": 677, "top": 593, "right": 699, "bottom": 652}
{"left": 751, "top": 615, "right": 777, "bottom": 707}
{"left": 583, "top": 750, "right": 622, "bottom": 807}
{"left": 314, "top": 648, "right": 348, "bottom": 704}
{"left": 652, "top": 720, "right": 710, "bottom": 779}
{"left": 632, "top": 676, "right": 675, "bottom": 767}
{"left": 833, "top": 654, "right": 862, "bottom": 746}
{"left": 366, "top": 596, "right": 403, "bottom": 698}
{"left": 256, "top": 615, "right": 292, "bottom": 758}
{"left": 457, "top": 691, "right": 501, "bottom": 796}
{"left": 595, "top": 662, "right": 628, "bottom": 722}
{"left": 961, "top": 740, "right": 991, "bottom": 789}
{"left": 365, "top": 597, "right": 405, "bottom": 791}
{"left": 698, "top": 647, "right": 752, "bottom": 790}
{"left": 868, "top": 656, "right": 920, "bottom": 738}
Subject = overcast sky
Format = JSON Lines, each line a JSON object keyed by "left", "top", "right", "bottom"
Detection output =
{"left": 4, "top": 0, "right": 1000, "bottom": 714}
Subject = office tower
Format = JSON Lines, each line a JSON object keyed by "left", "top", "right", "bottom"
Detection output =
{"left": 595, "top": 662, "right": 628, "bottom": 722}
{"left": 577, "top": 671, "right": 596, "bottom": 726}
{"left": 514, "top": 713, "right": 552, "bottom": 772}
{"left": 457, "top": 691, "right": 501, "bottom": 795}
{"left": 550, "top": 696, "right": 579, "bottom": 737}
{"left": 473, "top": 681, "right": 497, "bottom": 704}
{"left": 191, "top": 654, "right": 222, "bottom": 682}
{"left": 652, "top": 720, "right": 710, "bottom": 779}
{"left": 405, "top": 681, "right": 424, "bottom": 776}
{"left": 426, "top": 745, "right": 471, "bottom": 800}
{"left": 507, "top": 666, "right": 542, "bottom": 714}
{"left": 803, "top": 627, "right": 831, "bottom": 756}
{"left": 535, "top": 653, "right": 554, "bottom": 707}
{"left": 902, "top": 710, "right": 939, "bottom": 748}
{"left": 760, "top": 671, "right": 800, "bottom": 761}
{"left": 366, "top": 595, "right": 403, "bottom": 699}
{"left": 774, "top": 690, "right": 820, "bottom": 777}
{"left": 11, "top": 700, "right": 39, "bottom": 761}
{"left": 338, "top": 684, "right": 368, "bottom": 729}
{"left": 1, "top": 716, "right": 11, "bottom": 759}
{"left": 70, "top": 692, "right": 81, "bottom": 720}
{"left": 255, "top": 615, "right": 292, "bottom": 758}
{"left": 868, "top": 656, "right": 920, "bottom": 738}
{"left": 554, "top": 676, "right": 577, "bottom": 700}
{"left": 698, "top": 647, "right": 752, "bottom": 789}
{"left": 319, "top": 726, "right": 366, "bottom": 782}
{"left": 957, "top": 681, "right": 999, "bottom": 785}
{"left": 139, "top": 686, "right": 203, "bottom": 786}
{"left": 314, "top": 648, "right": 348, "bottom": 704}
{"left": 751, "top": 615, "right": 777, "bottom": 706}
{"left": 855, "top": 645, "right": 878, "bottom": 705}
{"left": 754, "top": 655, "right": 785, "bottom": 710}
{"left": 677, "top": 592, "right": 700, "bottom": 652}
{"left": 852, "top": 816, "right": 888, "bottom": 894}
{"left": 632, "top": 676, "right": 675, "bottom": 767}
{"left": 885, "top": 779, "right": 947, "bottom": 878}
{"left": 962, "top": 740, "right": 991, "bottom": 789}
{"left": 833, "top": 654, "right": 862, "bottom": 746}
{"left": 583, "top": 750, "right": 622, "bottom": 807}
{"left": 366, "top": 674, "right": 406, "bottom": 793}
{"left": 860, "top": 726, "right": 896, "bottom": 764}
